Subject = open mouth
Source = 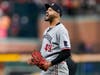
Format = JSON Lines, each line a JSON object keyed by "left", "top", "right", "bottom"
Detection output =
{"left": 46, "top": 13, "right": 49, "bottom": 17}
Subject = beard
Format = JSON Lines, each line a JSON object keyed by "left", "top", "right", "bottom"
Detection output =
{"left": 44, "top": 14, "right": 55, "bottom": 22}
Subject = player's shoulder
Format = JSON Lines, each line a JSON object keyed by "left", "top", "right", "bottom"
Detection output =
{"left": 43, "top": 27, "right": 49, "bottom": 35}
{"left": 57, "top": 23, "right": 68, "bottom": 32}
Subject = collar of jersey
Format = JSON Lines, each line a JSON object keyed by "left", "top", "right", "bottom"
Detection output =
{"left": 47, "top": 22, "right": 60, "bottom": 32}
{"left": 49, "top": 22, "right": 60, "bottom": 28}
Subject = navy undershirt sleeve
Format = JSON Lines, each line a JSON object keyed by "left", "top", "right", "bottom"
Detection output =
{"left": 51, "top": 49, "right": 71, "bottom": 65}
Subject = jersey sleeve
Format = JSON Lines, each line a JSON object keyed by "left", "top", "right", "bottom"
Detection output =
{"left": 59, "top": 29, "right": 71, "bottom": 50}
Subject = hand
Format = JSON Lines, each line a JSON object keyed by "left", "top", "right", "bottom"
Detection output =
{"left": 27, "top": 58, "right": 34, "bottom": 65}
{"left": 41, "top": 61, "right": 52, "bottom": 71}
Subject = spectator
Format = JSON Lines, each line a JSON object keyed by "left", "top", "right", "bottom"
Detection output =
{"left": 0, "top": 1, "right": 11, "bottom": 38}
{"left": 9, "top": 0, "right": 40, "bottom": 38}
{"left": 59, "top": 0, "right": 81, "bottom": 16}
{"left": 78, "top": 41, "right": 93, "bottom": 53}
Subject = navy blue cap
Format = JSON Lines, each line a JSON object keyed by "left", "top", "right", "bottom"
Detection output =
{"left": 45, "top": 3, "right": 62, "bottom": 16}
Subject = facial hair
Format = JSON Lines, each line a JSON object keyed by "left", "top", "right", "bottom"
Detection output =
{"left": 44, "top": 14, "right": 55, "bottom": 22}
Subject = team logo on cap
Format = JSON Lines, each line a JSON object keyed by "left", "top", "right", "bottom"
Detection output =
{"left": 51, "top": 3, "right": 54, "bottom": 6}
{"left": 57, "top": 9, "right": 60, "bottom": 12}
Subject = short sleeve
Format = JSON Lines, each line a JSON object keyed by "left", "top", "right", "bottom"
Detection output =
{"left": 59, "top": 30, "right": 71, "bottom": 50}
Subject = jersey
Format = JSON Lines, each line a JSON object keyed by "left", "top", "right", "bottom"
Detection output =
{"left": 40, "top": 23, "right": 71, "bottom": 75}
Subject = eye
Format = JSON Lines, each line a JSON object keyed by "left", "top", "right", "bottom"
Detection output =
{"left": 48, "top": 9, "right": 52, "bottom": 11}
{"left": 48, "top": 8, "right": 53, "bottom": 11}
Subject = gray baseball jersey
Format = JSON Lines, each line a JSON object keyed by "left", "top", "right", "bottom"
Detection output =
{"left": 40, "top": 23, "right": 71, "bottom": 75}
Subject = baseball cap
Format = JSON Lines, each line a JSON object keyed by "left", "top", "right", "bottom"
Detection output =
{"left": 45, "top": 3, "right": 62, "bottom": 16}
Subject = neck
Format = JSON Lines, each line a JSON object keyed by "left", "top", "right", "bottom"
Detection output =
{"left": 49, "top": 18, "right": 60, "bottom": 28}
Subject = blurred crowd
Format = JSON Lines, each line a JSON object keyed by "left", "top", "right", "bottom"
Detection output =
{"left": 0, "top": 0, "right": 99, "bottom": 38}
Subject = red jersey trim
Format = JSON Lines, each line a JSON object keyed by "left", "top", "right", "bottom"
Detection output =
{"left": 62, "top": 48, "right": 71, "bottom": 50}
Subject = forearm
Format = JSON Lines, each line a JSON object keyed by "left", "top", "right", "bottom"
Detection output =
{"left": 51, "top": 49, "right": 71, "bottom": 65}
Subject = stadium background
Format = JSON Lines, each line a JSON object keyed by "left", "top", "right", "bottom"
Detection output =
{"left": 0, "top": 0, "right": 99, "bottom": 75}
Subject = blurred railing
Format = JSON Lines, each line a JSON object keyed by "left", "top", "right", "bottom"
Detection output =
{"left": 2, "top": 53, "right": 100, "bottom": 75}
{"left": 0, "top": 38, "right": 39, "bottom": 53}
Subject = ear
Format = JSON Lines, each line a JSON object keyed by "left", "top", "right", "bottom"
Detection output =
{"left": 55, "top": 12, "right": 60, "bottom": 17}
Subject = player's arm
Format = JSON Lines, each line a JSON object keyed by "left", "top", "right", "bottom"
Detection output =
{"left": 38, "top": 49, "right": 71, "bottom": 70}
{"left": 50, "top": 29, "right": 71, "bottom": 66}
{"left": 51, "top": 49, "right": 71, "bottom": 66}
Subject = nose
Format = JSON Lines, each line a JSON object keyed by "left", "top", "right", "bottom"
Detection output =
{"left": 46, "top": 10, "right": 48, "bottom": 13}
{"left": 45, "top": 11, "right": 48, "bottom": 15}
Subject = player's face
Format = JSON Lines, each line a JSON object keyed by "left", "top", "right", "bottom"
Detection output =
{"left": 45, "top": 7, "right": 58, "bottom": 21}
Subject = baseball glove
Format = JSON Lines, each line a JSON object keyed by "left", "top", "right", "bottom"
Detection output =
{"left": 31, "top": 50, "right": 50, "bottom": 71}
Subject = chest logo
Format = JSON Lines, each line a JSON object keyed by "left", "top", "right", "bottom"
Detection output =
{"left": 45, "top": 44, "right": 52, "bottom": 52}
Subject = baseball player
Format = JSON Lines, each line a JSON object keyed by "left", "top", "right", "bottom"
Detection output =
{"left": 28, "top": 3, "right": 71, "bottom": 75}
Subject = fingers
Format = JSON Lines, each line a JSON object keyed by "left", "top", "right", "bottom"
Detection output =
{"left": 27, "top": 58, "right": 34, "bottom": 65}
{"left": 40, "top": 61, "right": 51, "bottom": 71}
